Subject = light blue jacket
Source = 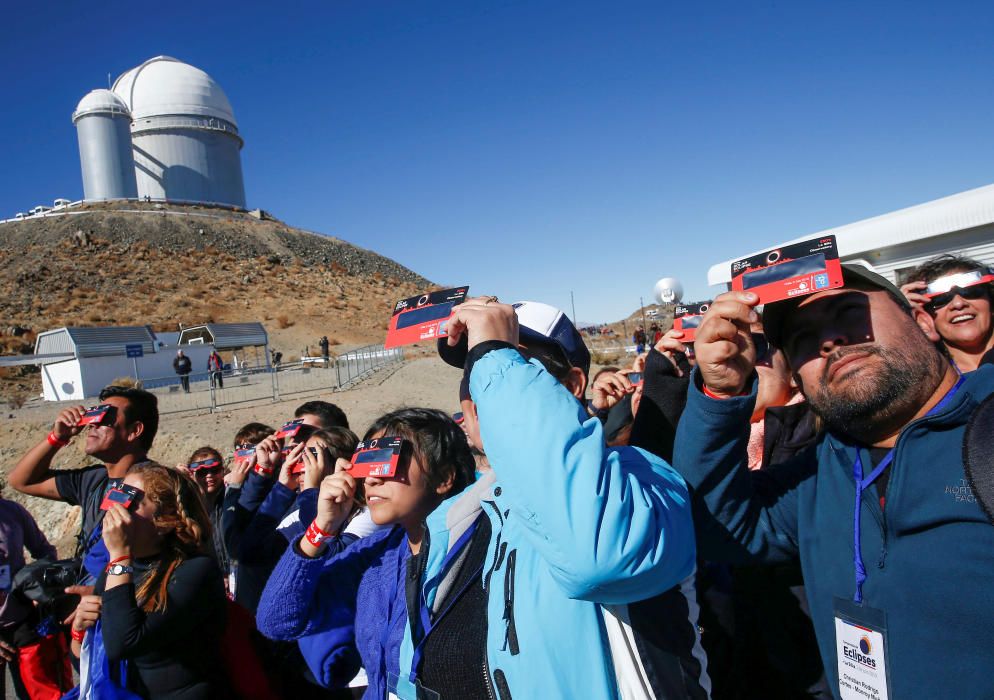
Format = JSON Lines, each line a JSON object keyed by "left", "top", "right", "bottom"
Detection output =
{"left": 396, "top": 347, "right": 698, "bottom": 699}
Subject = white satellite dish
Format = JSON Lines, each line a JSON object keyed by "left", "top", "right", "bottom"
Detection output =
{"left": 654, "top": 277, "right": 683, "bottom": 304}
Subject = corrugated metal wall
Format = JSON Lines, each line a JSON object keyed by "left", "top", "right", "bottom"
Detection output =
{"left": 76, "top": 114, "right": 139, "bottom": 200}
{"left": 132, "top": 122, "right": 246, "bottom": 208}
{"left": 67, "top": 327, "right": 156, "bottom": 358}
{"left": 854, "top": 224, "right": 994, "bottom": 284}
{"left": 35, "top": 330, "right": 76, "bottom": 357}
{"left": 178, "top": 323, "right": 267, "bottom": 349}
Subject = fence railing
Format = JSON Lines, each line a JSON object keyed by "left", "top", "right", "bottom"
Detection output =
{"left": 144, "top": 344, "right": 403, "bottom": 415}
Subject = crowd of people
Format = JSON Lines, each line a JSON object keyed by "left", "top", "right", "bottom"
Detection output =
{"left": 0, "top": 252, "right": 991, "bottom": 699}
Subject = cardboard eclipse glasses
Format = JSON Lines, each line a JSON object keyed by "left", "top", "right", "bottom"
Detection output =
{"left": 731, "top": 236, "right": 844, "bottom": 306}
{"left": 923, "top": 270, "right": 994, "bottom": 311}
{"left": 99, "top": 483, "right": 144, "bottom": 512}
{"left": 187, "top": 458, "right": 222, "bottom": 473}
{"left": 77, "top": 404, "right": 116, "bottom": 428}
{"left": 348, "top": 437, "right": 407, "bottom": 479}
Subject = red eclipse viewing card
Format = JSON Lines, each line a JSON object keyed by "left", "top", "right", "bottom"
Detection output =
{"left": 348, "top": 437, "right": 404, "bottom": 479}
{"left": 731, "top": 235, "right": 843, "bottom": 305}
{"left": 385, "top": 287, "right": 469, "bottom": 349}
{"left": 673, "top": 302, "right": 712, "bottom": 343}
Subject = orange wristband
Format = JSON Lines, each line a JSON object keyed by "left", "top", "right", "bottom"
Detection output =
{"left": 702, "top": 385, "right": 748, "bottom": 400}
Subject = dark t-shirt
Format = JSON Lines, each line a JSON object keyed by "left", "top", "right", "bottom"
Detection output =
{"left": 54, "top": 465, "right": 120, "bottom": 544}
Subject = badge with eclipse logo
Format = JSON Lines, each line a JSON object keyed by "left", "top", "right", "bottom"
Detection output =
{"left": 833, "top": 611, "right": 890, "bottom": 700}
{"left": 385, "top": 287, "right": 469, "bottom": 349}
{"left": 348, "top": 437, "right": 405, "bottom": 479}
{"left": 730, "top": 235, "right": 844, "bottom": 305}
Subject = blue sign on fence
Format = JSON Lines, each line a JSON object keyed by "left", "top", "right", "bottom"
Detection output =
{"left": 125, "top": 344, "right": 144, "bottom": 358}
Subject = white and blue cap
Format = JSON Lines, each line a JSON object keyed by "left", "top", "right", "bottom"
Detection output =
{"left": 513, "top": 301, "right": 591, "bottom": 377}
{"left": 437, "top": 300, "right": 591, "bottom": 376}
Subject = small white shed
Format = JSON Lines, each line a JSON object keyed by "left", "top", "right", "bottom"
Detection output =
{"left": 34, "top": 326, "right": 212, "bottom": 401}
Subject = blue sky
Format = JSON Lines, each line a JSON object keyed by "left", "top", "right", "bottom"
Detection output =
{"left": 4, "top": 1, "right": 994, "bottom": 322}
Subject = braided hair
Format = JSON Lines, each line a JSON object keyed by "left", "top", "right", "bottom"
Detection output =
{"left": 129, "top": 463, "right": 212, "bottom": 613}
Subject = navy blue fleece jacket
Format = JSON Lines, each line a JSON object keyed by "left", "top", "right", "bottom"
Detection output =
{"left": 673, "top": 365, "right": 994, "bottom": 699}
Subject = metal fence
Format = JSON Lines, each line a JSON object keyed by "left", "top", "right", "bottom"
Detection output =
{"left": 143, "top": 344, "right": 403, "bottom": 415}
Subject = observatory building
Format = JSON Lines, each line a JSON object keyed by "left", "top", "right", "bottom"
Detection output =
{"left": 73, "top": 56, "right": 246, "bottom": 208}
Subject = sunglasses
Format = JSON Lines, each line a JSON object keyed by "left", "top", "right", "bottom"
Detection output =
{"left": 924, "top": 274, "right": 992, "bottom": 313}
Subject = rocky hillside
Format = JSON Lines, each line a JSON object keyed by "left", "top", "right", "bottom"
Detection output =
{"left": 0, "top": 202, "right": 433, "bottom": 402}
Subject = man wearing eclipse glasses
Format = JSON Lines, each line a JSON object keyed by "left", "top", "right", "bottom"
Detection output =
{"left": 9, "top": 385, "right": 158, "bottom": 584}
{"left": 673, "top": 262, "right": 994, "bottom": 700}
{"left": 901, "top": 254, "right": 994, "bottom": 372}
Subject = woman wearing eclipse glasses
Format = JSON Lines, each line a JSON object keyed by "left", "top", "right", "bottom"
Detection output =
{"left": 183, "top": 447, "right": 230, "bottom": 588}
{"left": 68, "top": 462, "right": 229, "bottom": 699}
{"left": 901, "top": 254, "right": 994, "bottom": 372}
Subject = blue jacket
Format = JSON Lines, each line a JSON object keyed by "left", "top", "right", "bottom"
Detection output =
{"left": 673, "top": 365, "right": 994, "bottom": 699}
{"left": 396, "top": 347, "right": 698, "bottom": 699}
{"left": 256, "top": 527, "right": 411, "bottom": 699}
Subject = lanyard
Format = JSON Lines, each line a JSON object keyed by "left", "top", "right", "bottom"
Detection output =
{"left": 851, "top": 375, "right": 965, "bottom": 603}
{"left": 409, "top": 517, "right": 482, "bottom": 682}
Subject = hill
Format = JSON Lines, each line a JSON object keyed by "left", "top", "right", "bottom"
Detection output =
{"left": 0, "top": 202, "right": 433, "bottom": 402}
{"left": 581, "top": 302, "right": 675, "bottom": 364}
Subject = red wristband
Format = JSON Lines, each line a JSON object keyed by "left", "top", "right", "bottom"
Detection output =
{"left": 70, "top": 628, "right": 85, "bottom": 642}
{"left": 702, "top": 385, "right": 747, "bottom": 400}
{"left": 304, "top": 520, "right": 333, "bottom": 548}
{"left": 47, "top": 432, "right": 69, "bottom": 448}
{"left": 105, "top": 555, "right": 132, "bottom": 571}
{"left": 254, "top": 464, "right": 274, "bottom": 478}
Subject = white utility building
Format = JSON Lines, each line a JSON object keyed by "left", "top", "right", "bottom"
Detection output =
{"left": 35, "top": 326, "right": 213, "bottom": 401}
{"left": 709, "top": 183, "right": 994, "bottom": 288}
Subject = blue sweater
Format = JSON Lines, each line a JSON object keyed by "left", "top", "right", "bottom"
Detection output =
{"left": 673, "top": 365, "right": 994, "bottom": 699}
{"left": 256, "top": 526, "right": 411, "bottom": 698}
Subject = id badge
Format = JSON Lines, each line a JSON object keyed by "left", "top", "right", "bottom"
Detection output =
{"left": 386, "top": 672, "right": 440, "bottom": 700}
{"left": 0, "top": 565, "right": 10, "bottom": 592}
{"left": 833, "top": 597, "right": 891, "bottom": 700}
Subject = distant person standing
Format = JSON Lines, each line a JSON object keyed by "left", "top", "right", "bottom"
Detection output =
{"left": 633, "top": 325, "right": 647, "bottom": 353}
{"left": 173, "top": 350, "right": 192, "bottom": 393}
{"left": 319, "top": 336, "right": 330, "bottom": 361}
{"left": 208, "top": 349, "right": 224, "bottom": 389}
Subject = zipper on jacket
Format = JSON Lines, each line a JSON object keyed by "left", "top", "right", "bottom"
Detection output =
{"left": 483, "top": 656, "right": 497, "bottom": 700}
{"left": 482, "top": 500, "right": 505, "bottom": 593}
{"left": 493, "top": 669, "right": 512, "bottom": 700}
{"left": 502, "top": 549, "right": 519, "bottom": 655}
{"left": 877, "top": 510, "right": 888, "bottom": 570}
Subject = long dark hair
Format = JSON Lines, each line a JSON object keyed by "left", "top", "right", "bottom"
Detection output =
{"left": 129, "top": 463, "right": 212, "bottom": 613}
{"left": 363, "top": 408, "right": 475, "bottom": 497}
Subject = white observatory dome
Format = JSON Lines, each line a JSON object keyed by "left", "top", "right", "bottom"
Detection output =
{"left": 112, "top": 56, "right": 238, "bottom": 126}
{"left": 72, "top": 89, "right": 131, "bottom": 121}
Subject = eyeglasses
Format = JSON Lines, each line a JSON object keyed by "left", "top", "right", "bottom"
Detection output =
{"left": 923, "top": 272, "right": 993, "bottom": 313}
